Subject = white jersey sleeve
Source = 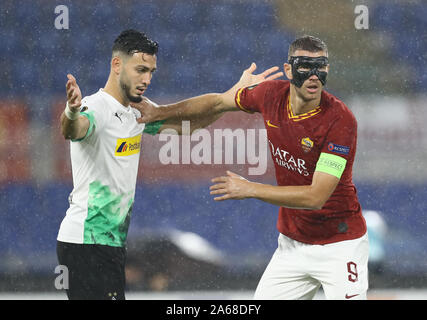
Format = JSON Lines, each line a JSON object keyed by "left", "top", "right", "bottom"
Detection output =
{"left": 72, "top": 95, "right": 110, "bottom": 142}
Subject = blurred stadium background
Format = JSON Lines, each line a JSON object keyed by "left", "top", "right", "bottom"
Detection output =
{"left": 0, "top": 0, "right": 426, "bottom": 299}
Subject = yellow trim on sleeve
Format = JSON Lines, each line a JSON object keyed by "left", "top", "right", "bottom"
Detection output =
{"left": 235, "top": 88, "right": 254, "bottom": 114}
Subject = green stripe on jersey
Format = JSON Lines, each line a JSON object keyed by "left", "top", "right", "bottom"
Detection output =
{"left": 315, "top": 152, "right": 347, "bottom": 179}
{"left": 71, "top": 111, "right": 95, "bottom": 142}
{"left": 143, "top": 120, "right": 165, "bottom": 135}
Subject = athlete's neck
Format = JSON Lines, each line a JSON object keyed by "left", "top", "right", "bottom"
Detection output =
{"left": 289, "top": 85, "right": 322, "bottom": 115}
{"left": 103, "top": 75, "right": 130, "bottom": 107}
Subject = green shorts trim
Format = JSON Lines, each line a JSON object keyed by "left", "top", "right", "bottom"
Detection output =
{"left": 315, "top": 152, "right": 347, "bottom": 179}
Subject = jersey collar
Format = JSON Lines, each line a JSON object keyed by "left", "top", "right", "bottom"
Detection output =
{"left": 287, "top": 96, "right": 322, "bottom": 122}
{"left": 99, "top": 89, "right": 131, "bottom": 111}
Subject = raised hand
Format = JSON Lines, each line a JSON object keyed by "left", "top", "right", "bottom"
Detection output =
{"left": 235, "top": 63, "right": 284, "bottom": 90}
{"left": 66, "top": 74, "right": 82, "bottom": 111}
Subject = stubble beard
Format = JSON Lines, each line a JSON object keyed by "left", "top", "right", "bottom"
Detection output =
{"left": 120, "top": 76, "right": 142, "bottom": 104}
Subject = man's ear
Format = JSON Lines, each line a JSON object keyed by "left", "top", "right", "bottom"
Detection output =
{"left": 111, "top": 56, "right": 122, "bottom": 75}
{"left": 284, "top": 63, "right": 293, "bottom": 80}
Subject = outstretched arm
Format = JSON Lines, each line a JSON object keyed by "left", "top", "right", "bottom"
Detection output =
{"left": 210, "top": 171, "right": 339, "bottom": 210}
{"left": 131, "top": 63, "right": 283, "bottom": 133}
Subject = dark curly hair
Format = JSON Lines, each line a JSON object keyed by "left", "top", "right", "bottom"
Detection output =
{"left": 112, "top": 29, "right": 158, "bottom": 56}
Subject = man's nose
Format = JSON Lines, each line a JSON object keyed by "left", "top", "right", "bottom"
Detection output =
{"left": 308, "top": 71, "right": 319, "bottom": 81}
{"left": 142, "top": 73, "right": 152, "bottom": 85}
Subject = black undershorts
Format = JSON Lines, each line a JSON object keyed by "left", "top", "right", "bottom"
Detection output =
{"left": 56, "top": 241, "right": 126, "bottom": 300}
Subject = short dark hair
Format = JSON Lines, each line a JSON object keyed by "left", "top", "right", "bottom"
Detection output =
{"left": 112, "top": 29, "right": 158, "bottom": 56}
{"left": 288, "top": 35, "right": 328, "bottom": 59}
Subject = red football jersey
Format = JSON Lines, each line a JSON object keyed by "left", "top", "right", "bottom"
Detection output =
{"left": 235, "top": 80, "right": 366, "bottom": 244}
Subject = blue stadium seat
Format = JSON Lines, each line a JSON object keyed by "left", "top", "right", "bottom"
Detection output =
{"left": 0, "top": 29, "right": 25, "bottom": 58}
{"left": 0, "top": 184, "right": 39, "bottom": 253}
{"left": 202, "top": 2, "right": 240, "bottom": 31}
{"left": 11, "top": 60, "right": 42, "bottom": 92}
{"left": 31, "top": 183, "right": 72, "bottom": 252}
{"left": 168, "top": 61, "right": 199, "bottom": 93}
{"left": 69, "top": 31, "right": 97, "bottom": 59}
{"left": 86, "top": 1, "right": 120, "bottom": 24}
{"left": 154, "top": 29, "right": 185, "bottom": 63}
{"left": 414, "top": 4, "right": 427, "bottom": 28}
{"left": 239, "top": 2, "right": 277, "bottom": 31}
{"left": 128, "top": 0, "right": 162, "bottom": 22}
{"left": 13, "top": 1, "right": 41, "bottom": 29}
{"left": 164, "top": 2, "right": 203, "bottom": 32}
{"left": 259, "top": 30, "right": 294, "bottom": 61}
{"left": 371, "top": 3, "right": 403, "bottom": 31}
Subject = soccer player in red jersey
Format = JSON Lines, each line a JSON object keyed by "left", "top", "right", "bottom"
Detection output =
{"left": 134, "top": 35, "right": 369, "bottom": 300}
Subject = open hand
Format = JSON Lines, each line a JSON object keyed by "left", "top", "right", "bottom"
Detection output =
{"left": 65, "top": 74, "right": 82, "bottom": 111}
{"left": 210, "top": 171, "right": 253, "bottom": 201}
{"left": 235, "top": 63, "right": 284, "bottom": 90}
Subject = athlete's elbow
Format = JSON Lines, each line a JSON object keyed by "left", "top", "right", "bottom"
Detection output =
{"left": 60, "top": 114, "right": 73, "bottom": 139}
{"left": 61, "top": 125, "right": 76, "bottom": 140}
{"left": 62, "top": 133, "right": 76, "bottom": 140}
{"left": 305, "top": 195, "right": 328, "bottom": 210}
{"left": 61, "top": 125, "right": 81, "bottom": 140}
{"left": 308, "top": 200, "right": 325, "bottom": 210}
{"left": 61, "top": 126, "right": 71, "bottom": 140}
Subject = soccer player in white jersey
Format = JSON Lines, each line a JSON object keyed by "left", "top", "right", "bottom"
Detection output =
{"left": 57, "top": 30, "right": 165, "bottom": 300}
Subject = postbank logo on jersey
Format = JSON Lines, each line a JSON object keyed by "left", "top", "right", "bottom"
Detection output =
{"left": 115, "top": 135, "right": 142, "bottom": 156}
{"left": 269, "top": 140, "right": 309, "bottom": 176}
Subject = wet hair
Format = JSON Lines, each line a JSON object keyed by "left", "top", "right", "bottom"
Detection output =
{"left": 288, "top": 35, "right": 328, "bottom": 59}
{"left": 112, "top": 29, "right": 158, "bottom": 56}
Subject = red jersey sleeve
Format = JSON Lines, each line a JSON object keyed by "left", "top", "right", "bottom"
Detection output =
{"left": 321, "top": 110, "right": 357, "bottom": 162}
{"left": 234, "top": 82, "right": 270, "bottom": 113}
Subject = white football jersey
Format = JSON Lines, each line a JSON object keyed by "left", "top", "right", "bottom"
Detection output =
{"left": 57, "top": 89, "right": 161, "bottom": 247}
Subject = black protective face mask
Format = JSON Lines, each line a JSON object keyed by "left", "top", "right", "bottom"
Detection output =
{"left": 288, "top": 56, "right": 329, "bottom": 88}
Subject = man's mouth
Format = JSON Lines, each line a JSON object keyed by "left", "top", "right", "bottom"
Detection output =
{"left": 136, "top": 87, "right": 146, "bottom": 95}
{"left": 306, "top": 83, "right": 319, "bottom": 94}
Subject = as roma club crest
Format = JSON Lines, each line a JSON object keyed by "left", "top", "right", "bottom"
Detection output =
{"left": 301, "top": 137, "right": 314, "bottom": 153}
